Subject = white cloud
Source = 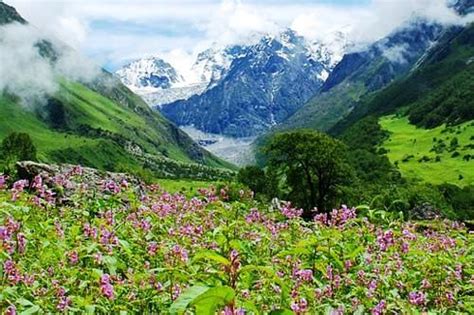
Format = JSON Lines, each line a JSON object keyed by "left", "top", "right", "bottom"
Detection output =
{"left": 382, "top": 43, "right": 410, "bottom": 64}
{"left": 292, "top": 0, "right": 473, "bottom": 46}
{"left": 5, "top": 0, "right": 473, "bottom": 71}
{"left": 200, "top": 0, "right": 281, "bottom": 46}
{"left": 0, "top": 22, "right": 100, "bottom": 106}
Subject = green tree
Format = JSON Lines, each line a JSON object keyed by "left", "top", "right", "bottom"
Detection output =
{"left": 237, "top": 166, "right": 266, "bottom": 193}
{"left": 237, "top": 165, "right": 278, "bottom": 198}
{"left": 0, "top": 132, "right": 37, "bottom": 172}
{"left": 262, "top": 130, "right": 351, "bottom": 217}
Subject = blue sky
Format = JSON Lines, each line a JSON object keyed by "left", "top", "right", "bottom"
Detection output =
{"left": 6, "top": 0, "right": 461, "bottom": 71}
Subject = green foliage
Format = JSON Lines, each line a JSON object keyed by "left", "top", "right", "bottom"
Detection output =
{"left": 0, "top": 132, "right": 37, "bottom": 173}
{"left": 408, "top": 70, "right": 474, "bottom": 128}
{"left": 262, "top": 130, "right": 352, "bottom": 215}
{"left": 237, "top": 166, "right": 278, "bottom": 199}
{"left": 0, "top": 171, "right": 472, "bottom": 313}
{"left": 340, "top": 116, "right": 389, "bottom": 153}
{"left": 438, "top": 184, "right": 474, "bottom": 220}
{"left": 336, "top": 113, "right": 473, "bottom": 220}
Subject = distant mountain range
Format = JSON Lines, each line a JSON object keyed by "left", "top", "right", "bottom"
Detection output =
{"left": 115, "top": 1, "right": 473, "bottom": 165}
{"left": 116, "top": 29, "right": 349, "bottom": 138}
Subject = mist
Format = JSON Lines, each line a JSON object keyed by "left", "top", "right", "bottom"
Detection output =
{"left": 0, "top": 22, "right": 100, "bottom": 106}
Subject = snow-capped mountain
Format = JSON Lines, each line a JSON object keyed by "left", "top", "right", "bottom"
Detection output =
{"left": 116, "top": 57, "right": 183, "bottom": 90}
{"left": 191, "top": 45, "right": 247, "bottom": 86}
{"left": 160, "top": 29, "right": 332, "bottom": 138}
{"left": 309, "top": 30, "right": 353, "bottom": 71}
{"left": 116, "top": 46, "right": 246, "bottom": 106}
{"left": 116, "top": 28, "right": 349, "bottom": 110}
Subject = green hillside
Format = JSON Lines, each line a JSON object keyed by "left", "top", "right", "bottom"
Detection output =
{"left": 333, "top": 24, "right": 474, "bottom": 135}
{"left": 0, "top": 2, "right": 234, "bottom": 179}
{"left": 380, "top": 115, "right": 474, "bottom": 186}
{"left": 278, "top": 21, "right": 444, "bottom": 133}
{"left": 0, "top": 80, "right": 233, "bottom": 179}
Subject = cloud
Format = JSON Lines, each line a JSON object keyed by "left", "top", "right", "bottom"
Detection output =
{"left": 292, "top": 0, "right": 473, "bottom": 45}
{"left": 200, "top": 0, "right": 281, "bottom": 46}
{"left": 0, "top": 22, "right": 100, "bottom": 106}
{"left": 5, "top": 0, "right": 473, "bottom": 71}
{"left": 382, "top": 43, "right": 410, "bottom": 64}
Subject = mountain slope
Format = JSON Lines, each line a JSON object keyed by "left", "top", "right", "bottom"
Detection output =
{"left": 0, "top": 2, "right": 233, "bottom": 178}
{"left": 332, "top": 22, "right": 474, "bottom": 136}
{"left": 160, "top": 30, "right": 331, "bottom": 138}
{"left": 279, "top": 19, "right": 445, "bottom": 132}
{"left": 333, "top": 22, "right": 474, "bottom": 188}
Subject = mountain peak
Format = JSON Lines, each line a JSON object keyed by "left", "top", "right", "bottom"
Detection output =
{"left": 0, "top": 1, "right": 27, "bottom": 25}
{"left": 116, "top": 57, "right": 183, "bottom": 90}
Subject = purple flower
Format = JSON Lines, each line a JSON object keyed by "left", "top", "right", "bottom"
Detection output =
{"left": 290, "top": 298, "right": 308, "bottom": 313}
{"left": 326, "top": 264, "right": 334, "bottom": 281}
{"left": 371, "top": 300, "right": 386, "bottom": 315}
{"left": 377, "top": 230, "right": 394, "bottom": 251}
{"left": 5, "top": 305, "right": 16, "bottom": 315}
{"left": 0, "top": 174, "right": 8, "bottom": 189}
{"left": 168, "top": 245, "right": 189, "bottom": 264}
{"left": 57, "top": 296, "right": 72, "bottom": 312}
{"left": 294, "top": 269, "right": 313, "bottom": 282}
{"left": 11, "top": 180, "right": 28, "bottom": 201}
{"left": 31, "top": 175, "right": 43, "bottom": 192}
{"left": 3, "top": 259, "right": 21, "bottom": 284}
{"left": 408, "top": 291, "right": 426, "bottom": 306}
{"left": 172, "top": 284, "right": 181, "bottom": 300}
{"left": 445, "top": 292, "right": 454, "bottom": 304}
{"left": 314, "top": 206, "right": 356, "bottom": 227}
{"left": 280, "top": 202, "right": 303, "bottom": 219}
{"left": 147, "top": 242, "right": 158, "bottom": 256}
{"left": 17, "top": 232, "right": 26, "bottom": 254}
{"left": 68, "top": 250, "right": 79, "bottom": 265}
{"left": 100, "top": 274, "right": 115, "bottom": 300}
{"left": 102, "top": 180, "right": 121, "bottom": 194}
{"left": 245, "top": 208, "right": 263, "bottom": 223}
{"left": 54, "top": 220, "right": 64, "bottom": 238}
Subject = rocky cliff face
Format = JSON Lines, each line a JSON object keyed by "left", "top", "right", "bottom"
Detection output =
{"left": 160, "top": 30, "right": 331, "bottom": 137}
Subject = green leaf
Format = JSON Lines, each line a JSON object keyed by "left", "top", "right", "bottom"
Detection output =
{"left": 20, "top": 305, "right": 40, "bottom": 315}
{"left": 85, "top": 305, "right": 96, "bottom": 314}
{"left": 16, "top": 298, "right": 34, "bottom": 307}
{"left": 169, "top": 285, "right": 210, "bottom": 315}
{"left": 192, "top": 286, "right": 235, "bottom": 315}
{"left": 103, "top": 256, "right": 117, "bottom": 275}
{"left": 353, "top": 305, "right": 365, "bottom": 315}
{"left": 193, "top": 250, "right": 230, "bottom": 266}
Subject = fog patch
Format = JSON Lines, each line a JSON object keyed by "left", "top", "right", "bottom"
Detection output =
{"left": 0, "top": 22, "right": 100, "bottom": 106}
{"left": 382, "top": 43, "right": 410, "bottom": 64}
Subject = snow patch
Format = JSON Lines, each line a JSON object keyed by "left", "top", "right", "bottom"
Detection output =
{"left": 181, "top": 126, "right": 256, "bottom": 166}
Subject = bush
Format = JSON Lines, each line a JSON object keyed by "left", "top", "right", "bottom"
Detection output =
{"left": 0, "top": 132, "right": 37, "bottom": 174}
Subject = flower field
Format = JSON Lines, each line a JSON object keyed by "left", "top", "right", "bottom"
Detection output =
{"left": 0, "top": 167, "right": 473, "bottom": 314}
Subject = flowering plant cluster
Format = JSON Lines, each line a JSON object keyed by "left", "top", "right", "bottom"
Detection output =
{"left": 0, "top": 169, "right": 472, "bottom": 314}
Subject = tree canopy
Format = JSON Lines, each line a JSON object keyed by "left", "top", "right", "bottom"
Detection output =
{"left": 262, "top": 130, "right": 351, "bottom": 217}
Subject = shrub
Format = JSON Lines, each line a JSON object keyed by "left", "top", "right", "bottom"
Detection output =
{"left": 0, "top": 132, "right": 37, "bottom": 174}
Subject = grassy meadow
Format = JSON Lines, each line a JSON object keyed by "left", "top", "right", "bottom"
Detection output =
{"left": 380, "top": 115, "right": 474, "bottom": 187}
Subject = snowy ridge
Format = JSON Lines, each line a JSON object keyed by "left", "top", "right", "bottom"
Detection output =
{"left": 115, "top": 28, "right": 350, "bottom": 108}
